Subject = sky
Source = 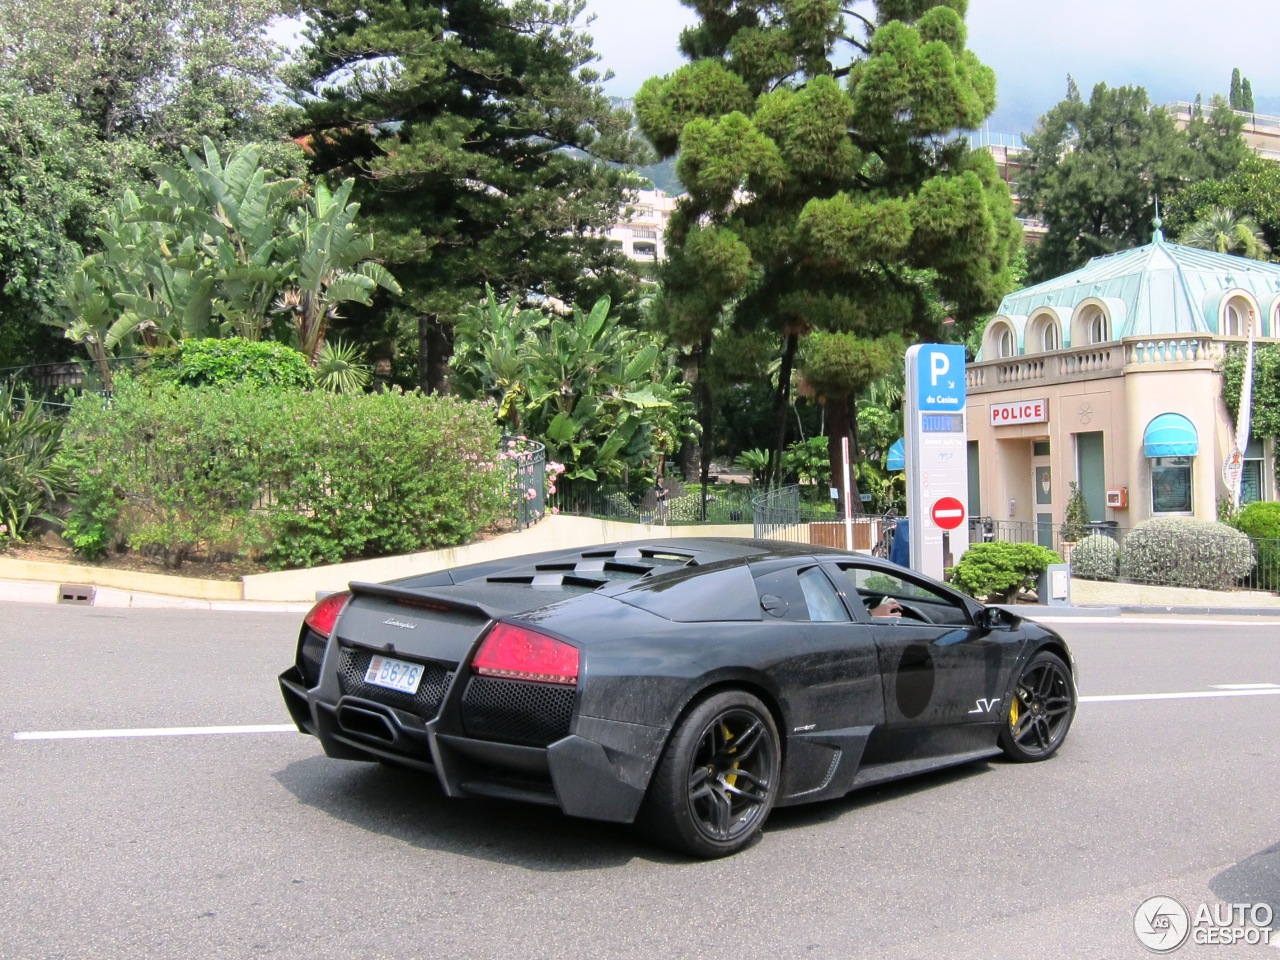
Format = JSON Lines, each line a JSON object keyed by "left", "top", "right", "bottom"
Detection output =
{"left": 584, "top": 0, "right": 1280, "bottom": 139}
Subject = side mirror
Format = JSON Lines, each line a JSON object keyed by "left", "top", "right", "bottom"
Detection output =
{"left": 977, "top": 606, "right": 1022, "bottom": 631}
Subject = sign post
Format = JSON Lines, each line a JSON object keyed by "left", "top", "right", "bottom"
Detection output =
{"left": 904, "top": 344, "right": 970, "bottom": 580}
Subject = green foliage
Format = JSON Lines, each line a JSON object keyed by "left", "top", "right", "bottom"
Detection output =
{"left": 0, "top": 88, "right": 101, "bottom": 367}
{"left": 1069, "top": 534, "right": 1120, "bottom": 581}
{"left": 293, "top": 0, "right": 651, "bottom": 391}
{"left": 1222, "top": 345, "right": 1280, "bottom": 440}
{"left": 948, "top": 542, "right": 1062, "bottom": 603}
{"left": 1165, "top": 157, "right": 1280, "bottom": 255}
{"left": 635, "top": 0, "right": 1018, "bottom": 499}
{"left": 734, "top": 449, "right": 771, "bottom": 485}
{"left": 783, "top": 436, "right": 831, "bottom": 487}
{"left": 1118, "top": 518, "right": 1254, "bottom": 590}
{"left": 56, "top": 377, "right": 506, "bottom": 568}
{"left": 450, "top": 289, "right": 695, "bottom": 484}
{"left": 1021, "top": 84, "right": 1247, "bottom": 281}
{"left": 1229, "top": 501, "right": 1280, "bottom": 590}
{"left": 0, "top": 384, "right": 69, "bottom": 541}
{"left": 1060, "top": 481, "right": 1091, "bottom": 542}
{"left": 58, "top": 140, "right": 399, "bottom": 372}
{"left": 1179, "top": 207, "right": 1271, "bottom": 260}
{"left": 315, "top": 339, "right": 372, "bottom": 394}
{"left": 147, "top": 338, "right": 315, "bottom": 390}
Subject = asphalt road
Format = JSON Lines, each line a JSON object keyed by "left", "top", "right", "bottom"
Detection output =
{"left": 2, "top": 605, "right": 1278, "bottom": 960}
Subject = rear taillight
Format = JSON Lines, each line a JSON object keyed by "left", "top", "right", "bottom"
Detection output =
{"left": 472, "top": 623, "right": 579, "bottom": 686}
{"left": 304, "top": 591, "right": 352, "bottom": 638}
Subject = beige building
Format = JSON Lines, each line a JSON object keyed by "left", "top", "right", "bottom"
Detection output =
{"left": 965, "top": 225, "right": 1279, "bottom": 547}
{"left": 606, "top": 189, "right": 678, "bottom": 262}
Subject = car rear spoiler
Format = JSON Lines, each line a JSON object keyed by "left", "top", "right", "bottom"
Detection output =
{"left": 348, "top": 581, "right": 506, "bottom": 622}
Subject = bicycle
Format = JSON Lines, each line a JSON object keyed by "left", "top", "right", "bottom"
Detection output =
{"left": 872, "top": 511, "right": 897, "bottom": 559}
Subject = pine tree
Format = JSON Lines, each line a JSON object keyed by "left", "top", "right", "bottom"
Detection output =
{"left": 1242, "top": 78, "right": 1255, "bottom": 113}
{"left": 1231, "top": 68, "right": 1243, "bottom": 110}
{"left": 634, "top": 0, "right": 1020, "bottom": 498}
{"left": 291, "top": 0, "right": 652, "bottom": 391}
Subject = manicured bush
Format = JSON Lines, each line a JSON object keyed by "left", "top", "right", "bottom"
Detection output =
{"left": 1069, "top": 533, "right": 1120, "bottom": 581}
{"left": 1231, "top": 501, "right": 1280, "bottom": 589}
{"left": 947, "top": 541, "right": 1062, "bottom": 603}
{"left": 1118, "top": 518, "right": 1254, "bottom": 590}
{"left": 57, "top": 378, "right": 506, "bottom": 568}
{"left": 144, "top": 338, "right": 315, "bottom": 390}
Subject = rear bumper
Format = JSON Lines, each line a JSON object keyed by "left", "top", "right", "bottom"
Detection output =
{"left": 279, "top": 667, "right": 666, "bottom": 823}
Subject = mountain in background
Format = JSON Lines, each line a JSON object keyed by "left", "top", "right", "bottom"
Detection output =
{"left": 613, "top": 97, "right": 685, "bottom": 196}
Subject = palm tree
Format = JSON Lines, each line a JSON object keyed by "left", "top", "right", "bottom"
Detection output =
{"left": 1180, "top": 207, "right": 1271, "bottom": 260}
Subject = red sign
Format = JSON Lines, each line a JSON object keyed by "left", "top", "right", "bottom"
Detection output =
{"left": 990, "top": 399, "right": 1048, "bottom": 425}
{"left": 931, "top": 496, "right": 966, "bottom": 530}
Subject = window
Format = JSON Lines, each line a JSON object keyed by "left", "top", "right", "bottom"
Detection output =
{"left": 798, "top": 566, "right": 847, "bottom": 622}
{"left": 1151, "top": 457, "right": 1193, "bottom": 514}
{"left": 831, "top": 564, "right": 972, "bottom": 626}
{"left": 1042, "top": 321, "right": 1061, "bottom": 351}
{"left": 753, "top": 565, "right": 850, "bottom": 622}
{"left": 1087, "top": 308, "right": 1109, "bottom": 343}
{"left": 1223, "top": 298, "right": 1258, "bottom": 337}
{"left": 998, "top": 326, "right": 1016, "bottom": 358}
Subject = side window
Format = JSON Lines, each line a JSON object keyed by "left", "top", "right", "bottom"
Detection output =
{"left": 832, "top": 563, "right": 972, "bottom": 626}
{"left": 798, "top": 566, "right": 848, "bottom": 622}
{"left": 753, "top": 565, "right": 850, "bottom": 622}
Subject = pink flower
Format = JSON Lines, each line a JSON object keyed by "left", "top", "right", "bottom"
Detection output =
{"left": 550, "top": 507, "right": 559, "bottom": 515}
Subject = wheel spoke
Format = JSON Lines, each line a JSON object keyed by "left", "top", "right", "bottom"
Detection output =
{"left": 688, "top": 766, "right": 712, "bottom": 795}
{"left": 722, "top": 781, "right": 766, "bottom": 805}
{"left": 727, "top": 719, "right": 764, "bottom": 762}
{"left": 707, "top": 787, "right": 733, "bottom": 838}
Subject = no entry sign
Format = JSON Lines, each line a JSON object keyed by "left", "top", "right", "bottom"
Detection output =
{"left": 931, "top": 496, "right": 966, "bottom": 530}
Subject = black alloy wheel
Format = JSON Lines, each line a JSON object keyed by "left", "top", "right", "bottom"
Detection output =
{"left": 999, "top": 650, "right": 1076, "bottom": 762}
{"left": 639, "top": 691, "right": 781, "bottom": 858}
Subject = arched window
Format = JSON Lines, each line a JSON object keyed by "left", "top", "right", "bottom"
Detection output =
{"left": 998, "top": 326, "right": 1016, "bottom": 358}
{"left": 1223, "top": 296, "right": 1258, "bottom": 336}
{"left": 1087, "top": 308, "right": 1109, "bottom": 343}
{"left": 1042, "top": 321, "right": 1061, "bottom": 351}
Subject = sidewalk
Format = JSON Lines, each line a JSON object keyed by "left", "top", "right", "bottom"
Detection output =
{"left": 2, "top": 519, "right": 1280, "bottom": 616}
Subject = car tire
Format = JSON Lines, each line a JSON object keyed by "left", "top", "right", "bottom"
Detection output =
{"left": 998, "top": 650, "right": 1076, "bottom": 762}
{"left": 638, "top": 690, "right": 781, "bottom": 859}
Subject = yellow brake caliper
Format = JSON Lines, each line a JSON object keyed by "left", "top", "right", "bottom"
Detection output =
{"left": 722, "top": 722, "right": 739, "bottom": 788}
{"left": 1009, "top": 694, "right": 1020, "bottom": 729}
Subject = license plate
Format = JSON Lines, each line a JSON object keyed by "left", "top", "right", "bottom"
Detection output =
{"left": 364, "top": 655, "right": 424, "bottom": 695}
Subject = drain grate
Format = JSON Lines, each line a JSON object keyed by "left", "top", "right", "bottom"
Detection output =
{"left": 58, "top": 583, "right": 96, "bottom": 605}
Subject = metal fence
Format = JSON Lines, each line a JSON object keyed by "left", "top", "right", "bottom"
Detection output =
{"left": 552, "top": 481, "right": 758, "bottom": 526}
{"left": 749, "top": 487, "right": 1280, "bottom": 594}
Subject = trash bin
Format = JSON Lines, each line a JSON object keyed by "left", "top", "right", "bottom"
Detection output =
{"left": 1085, "top": 520, "right": 1119, "bottom": 541}
{"left": 889, "top": 516, "right": 910, "bottom": 567}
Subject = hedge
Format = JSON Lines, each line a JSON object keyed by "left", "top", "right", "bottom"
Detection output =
{"left": 1117, "top": 518, "right": 1254, "bottom": 590}
{"left": 57, "top": 378, "right": 507, "bottom": 568}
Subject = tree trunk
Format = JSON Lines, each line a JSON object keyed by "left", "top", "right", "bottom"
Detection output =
{"left": 767, "top": 332, "right": 797, "bottom": 487}
{"left": 417, "top": 314, "right": 453, "bottom": 394}
{"left": 826, "top": 394, "right": 865, "bottom": 516}
{"left": 695, "top": 332, "right": 714, "bottom": 522}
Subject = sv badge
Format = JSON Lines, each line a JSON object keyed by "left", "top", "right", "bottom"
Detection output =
{"left": 968, "top": 697, "right": 1001, "bottom": 714}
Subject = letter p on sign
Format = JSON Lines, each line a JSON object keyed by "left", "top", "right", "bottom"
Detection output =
{"left": 930, "top": 351, "right": 950, "bottom": 385}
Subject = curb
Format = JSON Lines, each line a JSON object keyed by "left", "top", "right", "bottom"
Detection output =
{"left": 0, "top": 578, "right": 310, "bottom": 613}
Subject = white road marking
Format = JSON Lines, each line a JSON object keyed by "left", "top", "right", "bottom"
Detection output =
{"left": 1081, "top": 689, "right": 1280, "bottom": 704}
{"left": 13, "top": 724, "right": 298, "bottom": 741}
{"left": 1210, "top": 682, "right": 1280, "bottom": 690}
{"left": 1031, "top": 616, "right": 1280, "bottom": 627}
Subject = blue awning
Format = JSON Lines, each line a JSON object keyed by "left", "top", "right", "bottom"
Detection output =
{"left": 1143, "top": 413, "right": 1198, "bottom": 458}
{"left": 887, "top": 438, "right": 905, "bottom": 471}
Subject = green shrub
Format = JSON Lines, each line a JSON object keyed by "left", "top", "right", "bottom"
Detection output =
{"left": 1231, "top": 501, "right": 1280, "bottom": 589}
{"left": 1069, "top": 533, "right": 1120, "bottom": 581}
{"left": 57, "top": 378, "right": 506, "bottom": 568}
{"left": 0, "top": 384, "right": 70, "bottom": 542}
{"left": 145, "top": 338, "right": 315, "bottom": 390}
{"left": 1060, "top": 481, "right": 1090, "bottom": 542}
{"left": 948, "top": 541, "right": 1062, "bottom": 603}
{"left": 1118, "top": 518, "right": 1254, "bottom": 589}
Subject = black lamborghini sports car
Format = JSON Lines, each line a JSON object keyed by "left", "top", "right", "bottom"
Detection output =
{"left": 279, "top": 538, "right": 1077, "bottom": 857}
